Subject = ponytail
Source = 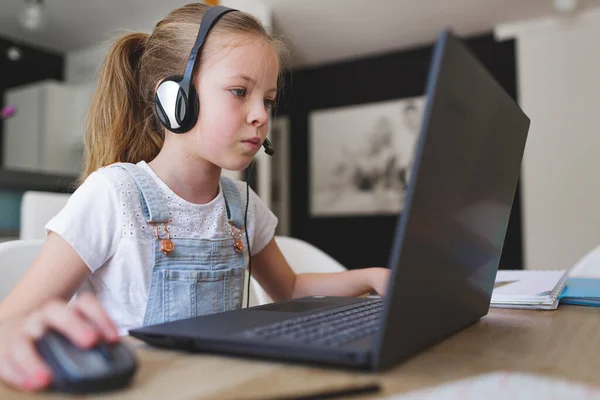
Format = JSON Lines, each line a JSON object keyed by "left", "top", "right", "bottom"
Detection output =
{"left": 79, "top": 32, "right": 163, "bottom": 185}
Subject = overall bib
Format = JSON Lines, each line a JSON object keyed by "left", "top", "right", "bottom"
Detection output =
{"left": 112, "top": 163, "right": 246, "bottom": 326}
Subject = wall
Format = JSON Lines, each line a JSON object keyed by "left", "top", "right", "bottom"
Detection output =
{"left": 277, "top": 33, "right": 522, "bottom": 271}
{"left": 0, "top": 37, "right": 64, "bottom": 164}
{"left": 496, "top": 8, "right": 600, "bottom": 271}
{"left": 0, "top": 37, "right": 65, "bottom": 237}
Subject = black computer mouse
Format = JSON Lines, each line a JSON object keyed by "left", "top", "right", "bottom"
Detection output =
{"left": 36, "top": 330, "right": 138, "bottom": 394}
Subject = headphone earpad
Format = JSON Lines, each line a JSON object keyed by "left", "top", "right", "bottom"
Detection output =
{"left": 177, "top": 87, "right": 199, "bottom": 133}
{"left": 155, "top": 97, "right": 171, "bottom": 130}
{"left": 189, "top": 86, "right": 200, "bottom": 122}
{"left": 155, "top": 75, "right": 194, "bottom": 134}
{"left": 174, "top": 86, "right": 188, "bottom": 126}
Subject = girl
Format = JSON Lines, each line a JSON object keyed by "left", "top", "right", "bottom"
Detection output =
{"left": 0, "top": 3, "right": 390, "bottom": 392}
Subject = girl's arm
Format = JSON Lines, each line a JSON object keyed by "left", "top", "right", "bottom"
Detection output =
{"left": 0, "top": 232, "right": 119, "bottom": 391}
{"left": 0, "top": 232, "right": 91, "bottom": 321}
{"left": 251, "top": 238, "right": 390, "bottom": 302}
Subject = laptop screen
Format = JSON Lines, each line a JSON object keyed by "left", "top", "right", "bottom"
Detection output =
{"left": 373, "top": 30, "right": 530, "bottom": 370}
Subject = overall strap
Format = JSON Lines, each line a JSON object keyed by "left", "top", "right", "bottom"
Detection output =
{"left": 110, "top": 163, "right": 171, "bottom": 223}
{"left": 220, "top": 176, "right": 246, "bottom": 229}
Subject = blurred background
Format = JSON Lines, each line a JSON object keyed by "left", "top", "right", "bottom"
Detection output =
{"left": 0, "top": 0, "right": 599, "bottom": 273}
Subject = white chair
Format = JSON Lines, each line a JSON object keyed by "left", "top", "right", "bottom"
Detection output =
{"left": 20, "top": 191, "right": 71, "bottom": 240}
{"left": 0, "top": 239, "right": 45, "bottom": 302}
{"left": 0, "top": 236, "right": 345, "bottom": 306}
{"left": 249, "top": 236, "right": 346, "bottom": 306}
{"left": 569, "top": 244, "right": 600, "bottom": 278}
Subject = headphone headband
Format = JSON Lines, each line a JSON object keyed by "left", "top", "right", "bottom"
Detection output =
{"left": 180, "top": 6, "right": 236, "bottom": 98}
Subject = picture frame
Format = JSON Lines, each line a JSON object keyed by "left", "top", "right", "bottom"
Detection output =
{"left": 309, "top": 96, "right": 425, "bottom": 217}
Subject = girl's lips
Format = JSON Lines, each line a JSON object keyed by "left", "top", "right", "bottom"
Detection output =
{"left": 242, "top": 138, "right": 261, "bottom": 150}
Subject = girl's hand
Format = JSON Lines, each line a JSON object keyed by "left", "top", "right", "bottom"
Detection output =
{"left": 0, "top": 293, "right": 119, "bottom": 392}
{"left": 369, "top": 267, "right": 391, "bottom": 297}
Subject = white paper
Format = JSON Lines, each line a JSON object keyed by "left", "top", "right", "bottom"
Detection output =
{"left": 386, "top": 372, "right": 600, "bottom": 399}
{"left": 490, "top": 270, "right": 568, "bottom": 310}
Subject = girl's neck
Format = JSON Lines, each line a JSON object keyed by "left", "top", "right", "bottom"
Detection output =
{"left": 147, "top": 145, "right": 221, "bottom": 205}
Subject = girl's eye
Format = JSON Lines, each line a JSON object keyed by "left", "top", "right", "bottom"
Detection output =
{"left": 264, "top": 99, "right": 276, "bottom": 109}
{"left": 230, "top": 88, "right": 246, "bottom": 97}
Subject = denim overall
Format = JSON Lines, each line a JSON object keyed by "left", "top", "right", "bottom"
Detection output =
{"left": 112, "top": 163, "right": 246, "bottom": 326}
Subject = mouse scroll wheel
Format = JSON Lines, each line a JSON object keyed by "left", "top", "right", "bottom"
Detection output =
{"left": 97, "top": 343, "right": 113, "bottom": 361}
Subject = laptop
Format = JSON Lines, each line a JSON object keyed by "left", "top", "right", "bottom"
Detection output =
{"left": 129, "top": 29, "right": 530, "bottom": 372}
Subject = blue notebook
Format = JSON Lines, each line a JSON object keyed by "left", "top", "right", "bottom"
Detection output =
{"left": 559, "top": 278, "right": 600, "bottom": 307}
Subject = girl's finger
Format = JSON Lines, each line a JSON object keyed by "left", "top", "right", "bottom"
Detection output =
{"left": 10, "top": 337, "right": 53, "bottom": 391}
{"left": 73, "top": 293, "right": 119, "bottom": 342}
{"left": 22, "top": 310, "right": 46, "bottom": 340}
{"left": 0, "top": 356, "right": 32, "bottom": 391}
{"left": 39, "top": 300, "right": 99, "bottom": 348}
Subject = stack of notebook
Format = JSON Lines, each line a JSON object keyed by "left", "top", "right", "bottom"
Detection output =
{"left": 491, "top": 270, "right": 568, "bottom": 310}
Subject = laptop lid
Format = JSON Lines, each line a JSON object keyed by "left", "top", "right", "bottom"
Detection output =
{"left": 372, "top": 30, "right": 530, "bottom": 370}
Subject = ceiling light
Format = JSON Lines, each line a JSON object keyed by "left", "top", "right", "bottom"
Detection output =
{"left": 554, "top": 0, "right": 579, "bottom": 13}
{"left": 6, "top": 46, "right": 22, "bottom": 61}
{"left": 19, "top": 0, "right": 44, "bottom": 32}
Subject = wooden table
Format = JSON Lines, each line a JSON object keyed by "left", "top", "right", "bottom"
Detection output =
{"left": 2, "top": 305, "right": 600, "bottom": 399}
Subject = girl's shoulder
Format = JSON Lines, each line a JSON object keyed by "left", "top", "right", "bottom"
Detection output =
{"left": 82, "top": 163, "right": 146, "bottom": 222}
{"left": 94, "top": 162, "right": 139, "bottom": 188}
{"left": 75, "top": 162, "right": 142, "bottom": 208}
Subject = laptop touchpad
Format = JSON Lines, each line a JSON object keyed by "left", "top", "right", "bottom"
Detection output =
{"left": 256, "top": 302, "right": 332, "bottom": 313}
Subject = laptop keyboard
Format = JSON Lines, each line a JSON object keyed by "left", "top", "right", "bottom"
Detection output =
{"left": 239, "top": 299, "right": 383, "bottom": 347}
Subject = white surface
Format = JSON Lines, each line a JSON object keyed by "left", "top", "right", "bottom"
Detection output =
{"left": 250, "top": 236, "right": 346, "bottom": 306}
{"left": 493, "top": 270, "right": 567, "bottom": 298}
{"left": 0, "top": 239, "right": 44, "bottom": 302}
{"left": 20, "top": 191, "right": 71, "bottom": 240}
{"left": 491, "top": 270, "right": 568, "bottom": 309}
{"left": 42, "top": 82, "right": 83, "bottom": 175}
{"left": 496, "top": 8, "right": 600, "bottom": 272}
{"left": 3, "top": 83, "right": 41, "bottom": 171}
{"left": 569, "top": 244, "right": 600, "bottom": 278}
{"left": 389, "top": 372, "right": 600, "bottom": 399}
{"left": 3, "top": 80, "right": 84, "bottom": 175}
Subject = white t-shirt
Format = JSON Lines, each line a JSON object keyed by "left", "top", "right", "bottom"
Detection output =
{"left": 45, "top": 161, "right": 277, "bottom": 335}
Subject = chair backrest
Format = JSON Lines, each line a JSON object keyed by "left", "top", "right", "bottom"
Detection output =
{"left": 569, "top": 244, "right": 600, "bottom": 278}
{"left": 0, "top": 239, "right": 45, "bottom": 302}
{"left": 249, "top": 236, "right": 346, "bottom": 306}
{"left": 20, "top": 191, "right": 71, "bottom": 240}
{"left": 1, "top": 236, "right": 345, "bottom": 306}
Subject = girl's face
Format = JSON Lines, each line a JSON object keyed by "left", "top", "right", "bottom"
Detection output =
{"left": 188, "top": 34, "right": 280, "bottom": 171}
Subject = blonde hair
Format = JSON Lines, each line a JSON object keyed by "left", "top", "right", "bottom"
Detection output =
{"left": 80, "top": 3, "right": 289, "bottom": 184}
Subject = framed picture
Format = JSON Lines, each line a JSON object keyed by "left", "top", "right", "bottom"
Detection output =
{"left": 309, "top": 96, "right": 425, "bottom": 217}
